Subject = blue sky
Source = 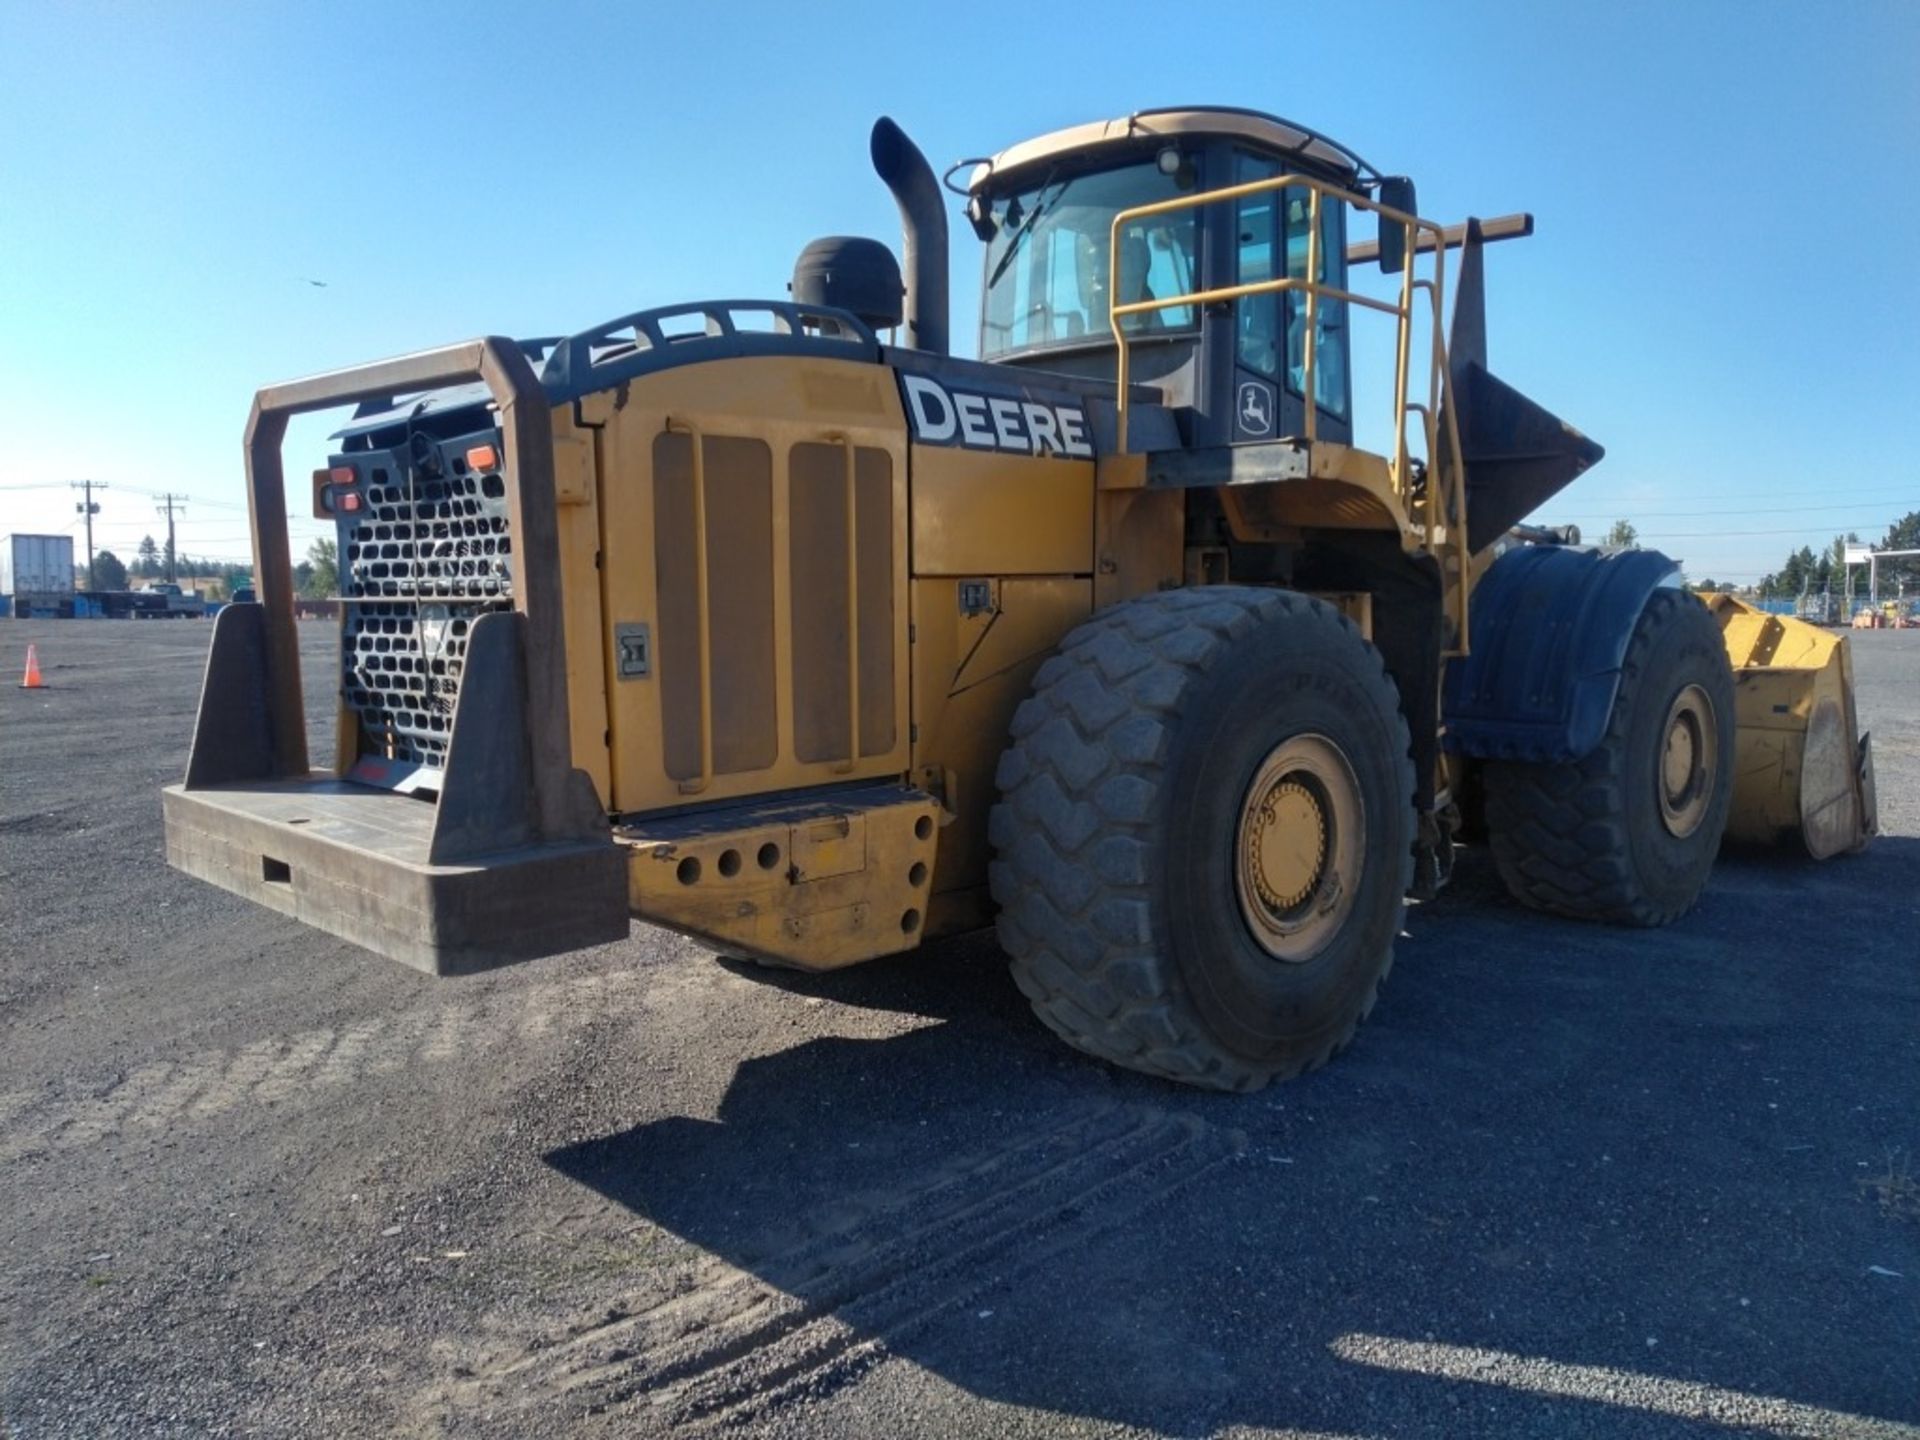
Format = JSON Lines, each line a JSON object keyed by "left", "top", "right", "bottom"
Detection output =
{"left": 2, "top": 0, "right": 1916, "bottom": 584}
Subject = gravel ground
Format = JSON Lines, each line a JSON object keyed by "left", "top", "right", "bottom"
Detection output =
{"left": 1, "top": 617, "right": 1915, "bottom": 1440}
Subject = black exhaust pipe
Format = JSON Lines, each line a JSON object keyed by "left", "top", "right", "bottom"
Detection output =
{"left": 869, "top": 117, "right": 949, "bottom": 355}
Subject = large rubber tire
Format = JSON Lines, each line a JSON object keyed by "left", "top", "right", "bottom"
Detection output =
{"left": 988, "top": 588, "right": 1416, "bottom": 1092}
{"left": 1482, "top": 587, "right": 1735, "bottom": 926}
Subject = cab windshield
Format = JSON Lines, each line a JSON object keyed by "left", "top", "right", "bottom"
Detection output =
{"left": 980, "top": 162, "right": 1199, "bottom": 359}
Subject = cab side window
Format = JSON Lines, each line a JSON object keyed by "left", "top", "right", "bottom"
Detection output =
{"left": 1284, "top": 188, "right": 1349, "bottom": 420}
{"left": 1234, "top": 154, "right": 1282, "bottom": 379}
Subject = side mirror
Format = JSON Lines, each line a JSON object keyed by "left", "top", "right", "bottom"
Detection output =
{"left": 1376, "top": 176, "right": 1417, "bottom": 274}
{"left": 965, "top": 193, "right": 997, "bottom": 244}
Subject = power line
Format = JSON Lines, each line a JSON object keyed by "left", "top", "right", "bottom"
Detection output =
{"left": 0, "top": 481, "right": 250, "bottom": 510}
{"left": 1562, "top": 480, "right": 1918, "bottom": 505}
{"left": 1553, "top": 499, "right": 1917, "bottom": 519}
{"left": 1633, "top": 522, "right": 1907, "bottom": 538}
{"left": 112, "top": 485, "right": 251, "bottom": 512}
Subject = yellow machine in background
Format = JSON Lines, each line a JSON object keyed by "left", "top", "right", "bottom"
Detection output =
{"left": 164, "top": 109, "right": 1875, "bottom": 1091}
{"left": 1708, "top": 595, "right": 1875, "bottom": 858}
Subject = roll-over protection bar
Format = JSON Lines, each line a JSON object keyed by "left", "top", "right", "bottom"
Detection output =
{"left": 238, "top": 338, "right": 593, "bottom": 841}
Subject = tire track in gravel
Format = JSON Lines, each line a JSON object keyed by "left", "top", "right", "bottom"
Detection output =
{"left": 453, "top": 1101, "right": 1245, "bottom": 1429}
{"left": 0, "top": 969, "right": 646, "bottom": 1162}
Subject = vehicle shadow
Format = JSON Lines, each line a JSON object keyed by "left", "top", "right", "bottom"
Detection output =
{"left": 546, "top": 839, "right": 1920, "bottom": 1435}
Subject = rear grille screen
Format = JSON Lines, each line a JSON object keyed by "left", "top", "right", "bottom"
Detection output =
{"left": 337, "top": 431, "right": 512, "bottom": 769}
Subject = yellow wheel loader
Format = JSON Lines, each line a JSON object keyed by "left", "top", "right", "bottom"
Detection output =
{"left": 164, "top": 109, "right": 1876, "bottom": 1091}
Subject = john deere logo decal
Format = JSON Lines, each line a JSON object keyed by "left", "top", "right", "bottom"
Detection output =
{"left": 900, "top": 374, "right": 1095, "bottom": 459}
{"left": 1238, "top": 382, "right": 1274, "bottom": 436}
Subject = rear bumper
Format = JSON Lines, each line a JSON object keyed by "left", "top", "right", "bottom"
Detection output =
{"left": 620, "top": 784, "right": 942, "bottom": 970}
{"left": 163, "top": 778, "right": 629, "bottom": 975}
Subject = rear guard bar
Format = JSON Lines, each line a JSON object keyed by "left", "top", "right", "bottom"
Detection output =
{"left": 162, "top": 339, "right": 629, "bottom": 974}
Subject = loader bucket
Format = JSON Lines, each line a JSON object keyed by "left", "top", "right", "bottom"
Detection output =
{"left": 1705, "top": 595, "right": 1876, "bottom": 858}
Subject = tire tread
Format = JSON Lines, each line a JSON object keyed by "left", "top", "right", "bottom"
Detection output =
{"left": 990, "top": 587, "right": 1414, "bottom": 1091}
{"left": 1482, "top": 587, "right": 1728, "bottom": 927}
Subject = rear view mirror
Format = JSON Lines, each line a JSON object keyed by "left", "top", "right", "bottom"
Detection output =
{"left": 966, "top": 193, "right": 997, "bottom": 243}
{"left": 1376, "top": 176, "right": 1417, "bottom": 274}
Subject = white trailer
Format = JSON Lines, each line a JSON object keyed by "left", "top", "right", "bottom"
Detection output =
{"left": 1, "top": 533, "right": 76, "bottom": 618}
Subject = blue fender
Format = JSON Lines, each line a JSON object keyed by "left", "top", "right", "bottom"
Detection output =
{"left": 1443, "top": 546, "right": 1681, "bottom": 763}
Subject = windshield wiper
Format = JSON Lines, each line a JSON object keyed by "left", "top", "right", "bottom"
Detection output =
{"left": 985, "top": 170, "right": 1066, "bottom": 289}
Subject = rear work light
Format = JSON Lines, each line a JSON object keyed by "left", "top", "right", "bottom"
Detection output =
{"left": 313, "top": 465, "right": 361, "bottom": 518}
{"left": 465, "top": 444, "right": 499, "bottom": 472}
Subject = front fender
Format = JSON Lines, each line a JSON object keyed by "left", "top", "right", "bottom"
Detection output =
{"left": 1443, "top": 546, "right": 1680, "bottom": 763}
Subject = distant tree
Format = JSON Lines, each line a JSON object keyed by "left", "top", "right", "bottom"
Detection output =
{"left": 1876, "top": 510, "right": 1920, "bottom": 591}
{"left": 1603, "top": 519, "right": 1639, "bottom": 550}
{"left": 1751, "top": 537, "right": 1850, "bottom": 602}
{"left": 1772, "top": 544, "right": 1818, "bottom": 598}
{"left": 136, "top": 534, "right": 160, "bottom": 578}
{"left": 302, "top": 538, "right": 338, "bottom": 599}
{"left": 1692, "top": 577, "right": 1721, "bottom": 592}
{"left": 293, "top": 560, "right": 315, "bottom": 595}
{"left": 89, "top": 549, "right": 128, "bottom": 591}
{"left": 1830, "top": 532, "right": 1862, "bottom": 577}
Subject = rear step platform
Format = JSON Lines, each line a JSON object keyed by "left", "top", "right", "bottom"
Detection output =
{"left": 164, "top": 601, "right": 628, "bottom": 977}
{"left": 163, "top": 777, "right": 629, "bottom": 976}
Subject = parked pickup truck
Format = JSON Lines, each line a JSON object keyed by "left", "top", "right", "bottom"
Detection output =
{"left": 140, "top": 583, "right": 206, "bottom": 618}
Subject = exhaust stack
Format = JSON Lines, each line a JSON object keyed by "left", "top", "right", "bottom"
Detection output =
{"left": 870, "top": 117, "right": 949, "bottom": 355}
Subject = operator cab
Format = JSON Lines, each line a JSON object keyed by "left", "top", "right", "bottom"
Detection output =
{"left": 964, "top": 108, "right": 1391, "bottom": 450}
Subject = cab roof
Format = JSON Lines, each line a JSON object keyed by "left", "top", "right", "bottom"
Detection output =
{"left": 968, "top": 107, "right": 1379, "bottom": 193}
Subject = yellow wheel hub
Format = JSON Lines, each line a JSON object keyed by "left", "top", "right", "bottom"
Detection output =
{"left": 1657, "top": 683, "right": 1718, "bottom": 839}
{"left": 1234, "top": 734, "right": 1366, "bottom": 964}
{"left": 1249, "top": 781, "right": 1326, "bottom": 911}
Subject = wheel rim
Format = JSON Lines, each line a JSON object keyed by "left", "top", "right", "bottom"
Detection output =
{"left": 1657, "top": 683, "right": 1719, "bottom": 839}
{"left": 1235, "top": 734, "right": 1366, "bottom": 963}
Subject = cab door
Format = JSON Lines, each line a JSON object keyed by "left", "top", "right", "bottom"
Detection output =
{"left": 1230, "top": 152, "right": 1352, "bottom": 445}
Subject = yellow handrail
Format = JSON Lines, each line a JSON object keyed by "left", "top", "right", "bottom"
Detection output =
{"left": 1302, "top": 186, "right": 1321, "bottom": 446}
{"left": 1106, "top": 170, "right": 1471, "bottom": 652}
{"left": 1108, "top": 172, "right": 1435, "bottom": 464}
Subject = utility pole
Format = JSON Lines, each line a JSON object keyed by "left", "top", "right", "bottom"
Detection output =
{"left": 155, "top": 493, "right": 186, "bottom": 583}
{"left": 71, "top": 480, "right": 106, "bottom": 587}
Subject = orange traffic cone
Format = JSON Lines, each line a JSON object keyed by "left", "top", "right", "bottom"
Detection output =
{"left": 19, "top": 644, "right": 45, "bottom": 689}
